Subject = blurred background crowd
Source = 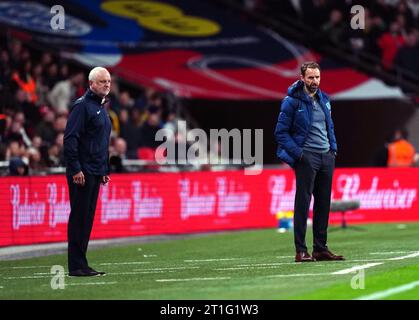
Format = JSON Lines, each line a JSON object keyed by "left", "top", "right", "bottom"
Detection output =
{"left": 0, "top": 35, "right": 186, "bottom": 175}
{"left": 237, "top": 0, "right": 419, "bottom": 87}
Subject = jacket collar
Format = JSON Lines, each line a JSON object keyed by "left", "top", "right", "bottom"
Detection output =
{"left": 288, "top": 80, "right": 327, "bottom": 104}
{"left": 85, "top": 89, "right": 108, "bottom": 105}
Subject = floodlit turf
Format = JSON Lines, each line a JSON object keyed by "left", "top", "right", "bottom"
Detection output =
{"left": 1, "top": 223, "right": 419, "bottom": 300}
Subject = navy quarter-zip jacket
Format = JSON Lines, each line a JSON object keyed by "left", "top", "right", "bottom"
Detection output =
{"left": 64, "top": 89, "right": 112, "bottom": 176}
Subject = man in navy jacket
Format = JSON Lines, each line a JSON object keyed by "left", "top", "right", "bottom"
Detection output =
{"left": 274, "top": 61, "right": 344, "bottom": 263}
{"left": 64, "top": 67, "right": 112, "bottom": 276}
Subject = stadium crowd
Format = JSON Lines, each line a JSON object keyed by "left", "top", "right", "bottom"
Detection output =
{"left": 0, "top": 37, "right": 181, "bottom": 176}
{"left": 238, "top": 0, "right": 419, "bottom": 80}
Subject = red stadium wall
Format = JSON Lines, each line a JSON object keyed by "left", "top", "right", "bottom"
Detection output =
{"left": 0, "top": 168, "right": 418, "bottom": 247}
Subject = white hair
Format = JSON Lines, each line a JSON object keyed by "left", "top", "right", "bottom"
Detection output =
{"left": 88, "top": 67, "right": 110, "bottom": 81}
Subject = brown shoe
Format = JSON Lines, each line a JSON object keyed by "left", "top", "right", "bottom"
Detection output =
{"left": 295, "top": 252, "right": 316, "bottom": 262}
{"left": 312, "top": 250, "right": 345, "bottom": 261}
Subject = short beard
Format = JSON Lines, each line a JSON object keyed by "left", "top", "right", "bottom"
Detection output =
{"left": 304, "top": 83, "right": 318, "bottom": 94}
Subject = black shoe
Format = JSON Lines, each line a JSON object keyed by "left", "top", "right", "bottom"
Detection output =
{"left": 68, "top": 269, "right": 99, "bottom": 277}
{"left": 87, "top": 266, "right": 106, "bottom": 276}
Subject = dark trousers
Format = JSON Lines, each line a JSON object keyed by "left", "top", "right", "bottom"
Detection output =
{"left": 67, "top": 174, "right": 101, "bottom": 272}
{"left": 293, "top": 150, "right": 335, "bottom": 253}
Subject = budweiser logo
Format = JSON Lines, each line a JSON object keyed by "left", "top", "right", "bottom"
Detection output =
{"left": 132, "top": 181, "right": 163, "bottom": 222}
{"left": 100, "top": 185, "right": 132, "bottom": 224}
{"left": 268, "top": 175, "right": 296, "bottom": 214}
{"left": 336, "top": 174, "right": 417, "bottom": 209}
{"left": 217, "top": 177, "right": 250, "bottom": 217}
{"left": 178, "top": 177, "right": 251, "bottom": 220}
{"left": 10, "top": 185, "right": 46, "bottom": 230}
{"left": 47, "top": 183, "right": 70, "bottom": 228}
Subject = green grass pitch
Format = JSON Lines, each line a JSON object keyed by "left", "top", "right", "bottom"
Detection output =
{"left": 1, "top": 223, "right": 419, "bottom": 300}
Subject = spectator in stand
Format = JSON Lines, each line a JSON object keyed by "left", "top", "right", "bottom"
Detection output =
{"left": 32, "top": 63, "right": 49, "bottom": 106}
{"left": 53, "top": 115, "right": 67, "bottom": 135}
{"left": 35, "top": 106, "right": 56, "bottom": 146}
{"left": 8, "top": 40, "right": 23, "bottom": 71}
{"left": 370, "top": 0, "right": 396, "bottom": 27}
{"left": 396, "top": 0, "right": 416, "bottom": 31}
{"left": 406, "top": 0, "right": 419, "bottom": 22}
{"left": 11, "top": 60, "right": 38, "bottom": 104}
{"left": 4, "top": 112, "right": 31, "bottom": 147}
{"left": 118, "top": 90, "right": 134, "bottom": 110}
{"left": 394, "top": 30, "right": 419, "bottom": 82}
{"left": 31, "top": 135, "right": 42, "bottom": 149}
{"left": 27, "top": 147, "right": 46, "bottom": 172}
{"left": 12, "top": 88, "right": 38, "bottom": 126}
{"left": 5, "top": 140, "right": 26, "bottom": 161}
{"left": 46, "top": 133, "right": 65, "bottom": 167}
{"left": 134, "top": 87, "right": 158, "bottom": 111}
{"left": 378, "top": 21, "right": 406, "bottom": 70}
{"left": 109, "top": 137, "right": 127, "bottom": 173}
{"left": 301, "top": 0, "right": 331, "bottom": 29}
{"left": 321, "top": 9, "right": 347, "bottom": 44}
{"left": 0, "top": 49, "right": 11, "bottom": 90}
{"left": 138, "top": 106, "right": 163, "bottom": 151}
{"left": 8, "top": 157, "right": 28, "bottom": 176}
{"left": 40, "top": 52, "right": 53, "bottom": 68}
{"left": 44, "top": 63, "right": 59, "bottom": 89}
{"left": 121, "top": 108, "right": 144, "bottom": 159}
{"left": 106, "top": 77, "right": 120, "bottom": 114}
{"left": 59, "top": 63, "right": 69, "bottom": 80}
{"left": 387, "top": 128, "right": 416, "bottom": 167}
{"left": 48, "top": 71, "right": 85, "bottom": 115}
{"left": 118, "top": 108, "right": 129, "bottom": 137}
{"left": 262, "top": 0, "right": 302, "bottom": 20}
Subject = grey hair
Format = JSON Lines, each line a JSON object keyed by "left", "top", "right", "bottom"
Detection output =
{"left": 88, "top": 67, "right": 110, "bottom": 81}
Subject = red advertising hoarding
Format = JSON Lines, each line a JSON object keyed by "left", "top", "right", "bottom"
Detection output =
{"left": 0, "top": 168, "right": 418, "bottom": 247}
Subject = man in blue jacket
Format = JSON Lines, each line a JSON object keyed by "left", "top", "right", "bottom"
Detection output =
{"left": 64, "top": 67, "right": 112, "bottom": 276}
{"left": 274, "top": 61, "right": 344, "bottom": 262}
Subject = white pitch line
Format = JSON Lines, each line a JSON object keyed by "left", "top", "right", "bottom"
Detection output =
{"left": 128, "top": 270, "right": 177, "bottom": 274}
{"left": 33, "top": 272, "right": 52, "bottom": 275}
{"left": 347, "top": 259, "right": 388, "bottom": 262}
{"left": 355, "top": 280, "right": 419, "bottom": 300}
{"left": 65, "top": 281, "right": 118, "bottom": 287}
{"left": 99, "top": 261, "right": 151, "bottom": 266}
{"left": 184, "top": 258, "right": 245, "bottom": 262}
{"left": 132, "top": 266, "right": 200, "bottom": 272}
{"left": 11, "top": 266, "right": 50, "bottom": 270}
{"left": 106, "top": 271, "right": 175, "bottom": 275}
{"left": 156, "top": 277, "right": 230, "bottom": 282}
{"left": 332, "top": 263, "right": 384, "bottom": 275}
{"left": 386, "top": 252, "right": 419, "bottom": 261}
{"left": 370, "top": 251, "right": 415, "bottom": 255}
{"left": 237, "top": 262, "right": 303, "bottom": 267}
{"left": 267, "top": 273, "right": 331, "bottom": 278}
{"left": 4, "top": 275, "right": 50, "bottom": 280}
{"left": 215, "top": 266, "right": 286, "bottom": 271}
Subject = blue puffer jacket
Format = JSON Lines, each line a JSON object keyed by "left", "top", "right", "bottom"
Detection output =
{"left": 274, "top": 80, "right": 337, "bottom": 168}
